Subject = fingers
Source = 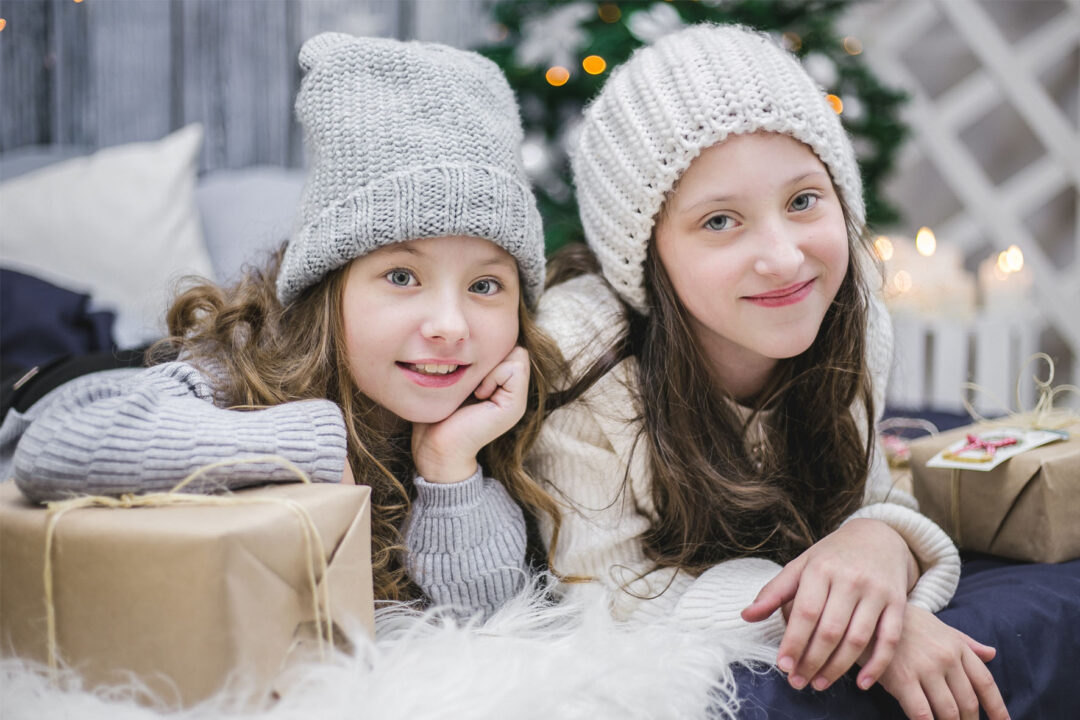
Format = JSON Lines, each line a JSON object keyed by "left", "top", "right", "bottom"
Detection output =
{"left": 854, "top": 602, "right": 904, "bottom": 690}
{"left": 922, "top": 673, "right": 962, "bottom": 720}
{"left": 944, "top": 663, "right": 980, "bottom": 720}
{"left": 797, "top": 591, "right": 861, "bottom": 690}
{"left": 742, "top": 557, "right": 802, "bottom": 623}
{"left": 775, "top": 570, "right": 829, "bottom": 688}
{"left": 473, "top": 347, "right": 529, "bottom": 407}
{"left": 963, "top": 645, "right": 1009, "bottom": 720}
{"left": 889, "top": 675, "right": 934, "bottom": 720}
{"left": 811, "top": 598, "right": 894, "bottom": 691}
{"left": 962, "top": 634, "right": 997, "bottom": 663}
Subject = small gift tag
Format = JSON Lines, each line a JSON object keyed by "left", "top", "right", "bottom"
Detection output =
{"left": 927, "top": 427, "right": 1067, "bottom": 471}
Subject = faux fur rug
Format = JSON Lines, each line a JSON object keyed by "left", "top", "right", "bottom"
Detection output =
{"left": 1, "top": 578, "right": 773, "bottom": 720}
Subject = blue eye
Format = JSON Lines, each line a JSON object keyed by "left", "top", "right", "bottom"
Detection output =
{"left": 704, "top": 214, "right": 735, "bottom": 231}
{"left": 386, "top": 269, "right": 416, "bottom": 287}
{"left": 790, "top": 192, "right": 819, "bottom": 212}
{"left": 469, "top": 278, "right": 502, "bottom": 296}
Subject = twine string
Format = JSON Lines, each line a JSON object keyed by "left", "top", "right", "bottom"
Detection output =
{"left": 949, "top": 468, "right": 962, "bottom": 546}
{"left": 960, "top": 352, "right": 1080, "bottom": 431}
{"left": 43, "top": 455, "right": 336, "bottom": 679}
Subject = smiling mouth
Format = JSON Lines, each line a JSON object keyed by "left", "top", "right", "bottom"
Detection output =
{"left": 747, "top": 280, "right": 814, "bottom": 300}
{"left": 399, "top": 362, "right": 462, "bottom": 375}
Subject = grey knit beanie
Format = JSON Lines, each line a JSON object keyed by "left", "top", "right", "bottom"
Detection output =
{"left": 572, "top": 23, "right": 865, "bottom": 314}
{"left": 277, "top": 33, "right": 545, "bottom": 306}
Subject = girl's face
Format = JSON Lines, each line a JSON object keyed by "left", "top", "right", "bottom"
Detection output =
{"left": 341, "top": 235, "right": 521, "bottom": 424}
{"left": 654, "top": 132, "right": 849, "bottom": 398}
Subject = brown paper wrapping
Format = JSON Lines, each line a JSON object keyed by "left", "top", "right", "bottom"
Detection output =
{"left": 0, "top": 481, "right": 374, "bottom": 706}
{"left": 909, "top": 424, "right": 1079, "bottom": 563}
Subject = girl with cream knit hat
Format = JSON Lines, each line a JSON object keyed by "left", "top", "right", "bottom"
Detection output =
{"left": 532, "top": 24, "right": 1006, "bottom": 720}
{"left": 8, "top": 34, "right": 560, "bottom": 619}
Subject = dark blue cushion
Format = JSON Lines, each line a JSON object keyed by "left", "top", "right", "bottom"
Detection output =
{"left": 732, "top": 554, "right": 1080, "bottom": 719}
{"left": 0, "top": 267, "right": 115, "bottom": 380}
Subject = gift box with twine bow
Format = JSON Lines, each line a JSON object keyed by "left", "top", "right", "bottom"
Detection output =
{"left": 0, "top": 475, "right": 374, "bottom": 707}
{"left": 908, "top": 354, "right": 1079, "bottom": 563}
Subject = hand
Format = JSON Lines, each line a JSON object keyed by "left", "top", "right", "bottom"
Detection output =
{"left": 869, "top": 605, "right": 1008, "bottom": 720}
{"left": 411, "top": 346, "right": 530, "bottom": 483}
{"left": 341, "top": 461, "right": 355, "bottom": 485}
{"left": 741, "top": 519, "right": 918, "bottom": 692}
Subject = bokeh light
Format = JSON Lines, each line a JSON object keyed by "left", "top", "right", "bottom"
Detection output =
{"left": 997, "top": 244, "right": 1024, "bottom": 273}
{"left": 843, "top": 36, "right": 863, "bottom": 55}
{"left": 874, "top": 235, "right": 894, "bottom": 261}
{"left": 597, "top": 3, "right": 621, "bottom": 23}
{"left": 826, "top": 94, "right": 843, "bottom": 114}
{"left": 893, "top": 270, "right": 913, "bottom": 294}
{"left": 582, "top": 55, "right": 607, "bottom": 75}
{"left": 545, "top": 66, "right": 570, "bottom": 87}
{"left": 915, "top": 226, "right": 936, "bottom": 257}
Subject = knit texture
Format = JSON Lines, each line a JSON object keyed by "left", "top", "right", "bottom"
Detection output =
{"left": 530, "top": 274, "right": 961, "bottom": 647}
{"left": 571, "top": 24, "right": 865, "bottom": 313}
{"left": 277, "top": 33, "right": 545, "bottom": 306}
{"left": 3, "top": 363, "right": 527, "bottom": 620}
{"left": 405, "top": 467, "right": 528, "bottom": 617}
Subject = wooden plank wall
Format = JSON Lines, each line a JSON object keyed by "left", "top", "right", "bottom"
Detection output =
{"left": 0, "top": 0, "right": 493, "bottom": 169}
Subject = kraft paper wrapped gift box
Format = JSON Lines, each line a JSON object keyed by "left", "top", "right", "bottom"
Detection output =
{"left": 0, "top": 480, "right": 374, "bottom": 706}
{"left": 908, "top": 425, "right": 1079, "bottom": 563}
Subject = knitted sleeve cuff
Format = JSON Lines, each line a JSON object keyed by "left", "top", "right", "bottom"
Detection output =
{"left": 672, "top": 558, "right": 786, "bottom": 654}
{"left": 404, "top": 466, "right": 527, "bottom": 619}
{"left": 412, "top": 465, "right": 485, "bottom": 513}
{"left": 845, "top": 502, "right": 961, "bottom": 612}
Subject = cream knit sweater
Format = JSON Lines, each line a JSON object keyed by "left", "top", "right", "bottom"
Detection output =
{"left": 531, "top": 274, "right": 960, "bottom": 649}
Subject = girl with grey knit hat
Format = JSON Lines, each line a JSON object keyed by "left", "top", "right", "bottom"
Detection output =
{"left": 10, "top": 34, "right": 562, "bottom": 619}
{"left": 531, "top": 23, "right": 1006, "bottom": 720}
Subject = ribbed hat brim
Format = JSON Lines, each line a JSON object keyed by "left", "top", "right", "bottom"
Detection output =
{"left": 277, "top": 163, "right": 545, "bottom": 307}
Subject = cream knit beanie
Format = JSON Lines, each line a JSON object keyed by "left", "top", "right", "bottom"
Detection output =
{"left": 572, "top": 24, "right": 865, "bottom": 314}
{"left": 277, "top": 33, "right": 545, "bottom": 306}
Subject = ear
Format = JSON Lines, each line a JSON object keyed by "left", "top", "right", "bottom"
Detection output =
{"left": 298, "top": 32, "right": 354, "bottom": 73}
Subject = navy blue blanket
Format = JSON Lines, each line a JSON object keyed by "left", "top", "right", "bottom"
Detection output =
{"left": 733, "top": 554, "right": 1080, "bottom": 719}
{"left": 0, "top": 267, "right": 115, "bottom": 380}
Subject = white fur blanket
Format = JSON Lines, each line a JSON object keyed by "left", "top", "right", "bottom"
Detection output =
{"left": 1, "top": 578, "right": 775, "bottom": 720}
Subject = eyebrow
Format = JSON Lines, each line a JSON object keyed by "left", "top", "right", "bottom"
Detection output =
{"left": 679, "top": 170, "right": 831, "bottom": 213}
{"left": 380, "top": 244, "right": 421, "bottom": 256}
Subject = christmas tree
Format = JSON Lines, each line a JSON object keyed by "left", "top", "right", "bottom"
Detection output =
{"left": 478, "top": 0, "right": 907, "bottom": 253}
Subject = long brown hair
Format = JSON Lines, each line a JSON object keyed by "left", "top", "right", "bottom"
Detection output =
{"left": 155, "top": 245, "right": 563, "bottom": 602}
{"left": 548, "top": 200, "right": 876, "bottom": 576}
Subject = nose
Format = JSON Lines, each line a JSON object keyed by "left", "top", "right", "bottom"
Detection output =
{"left": 420, "top": 293, "right": 469, "bottom": 343}
{"left": 753, "top": 222, "right": 805, "bottom": 279}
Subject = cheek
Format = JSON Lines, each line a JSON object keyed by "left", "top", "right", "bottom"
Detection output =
{"left": 486, "top": 306, "right": 520, "bottom": 357}
{"left": 342, "top": 304, "right": 396, "bottom": 390}
{"left": 815, "top": 224, "right": 850, "bottom": 295}
{"left": 662, "top": 244, "right": 742, "bottom": 314}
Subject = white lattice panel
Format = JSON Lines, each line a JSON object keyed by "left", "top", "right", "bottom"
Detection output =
{"left": 844, "top": 0, "right": 1080, "bottom": 412}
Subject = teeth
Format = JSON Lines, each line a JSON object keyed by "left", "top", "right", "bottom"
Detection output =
{"left": 410, "top": 363, "right": 458, "bottom": 375}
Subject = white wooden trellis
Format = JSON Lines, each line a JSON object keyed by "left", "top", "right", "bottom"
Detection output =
{"left": 843, "top": 0, "right": 1080, "bottom": 415}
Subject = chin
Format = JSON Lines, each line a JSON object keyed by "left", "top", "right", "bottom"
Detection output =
{"left": 759, "top": 333, "right": 818, "bottom": 360}
{"left": 390, "top": 404, "right": 459, "bottom": 425}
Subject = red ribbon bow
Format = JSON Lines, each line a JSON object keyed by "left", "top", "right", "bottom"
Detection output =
{"left": 957, "top": 433, "right": 1018, "bottom": 458}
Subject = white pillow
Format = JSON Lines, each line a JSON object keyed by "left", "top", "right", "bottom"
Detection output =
{"left": 0, "top": 125, "right": 215, "bottom": 348}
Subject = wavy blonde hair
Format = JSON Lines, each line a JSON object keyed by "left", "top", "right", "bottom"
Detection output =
{"left": 155, "top": 245, "right": 563, "bottom": 602}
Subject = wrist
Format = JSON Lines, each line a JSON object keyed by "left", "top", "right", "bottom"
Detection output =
{"left": 415, "top": 456, "right": 478, "bottom": 484}
{"left": 906, "top": 545, "right": 921, "bottom": 592}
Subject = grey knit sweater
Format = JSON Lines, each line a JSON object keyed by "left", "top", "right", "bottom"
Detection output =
{"left": 0, "top": 361, "right": 527, "bottom": 619}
